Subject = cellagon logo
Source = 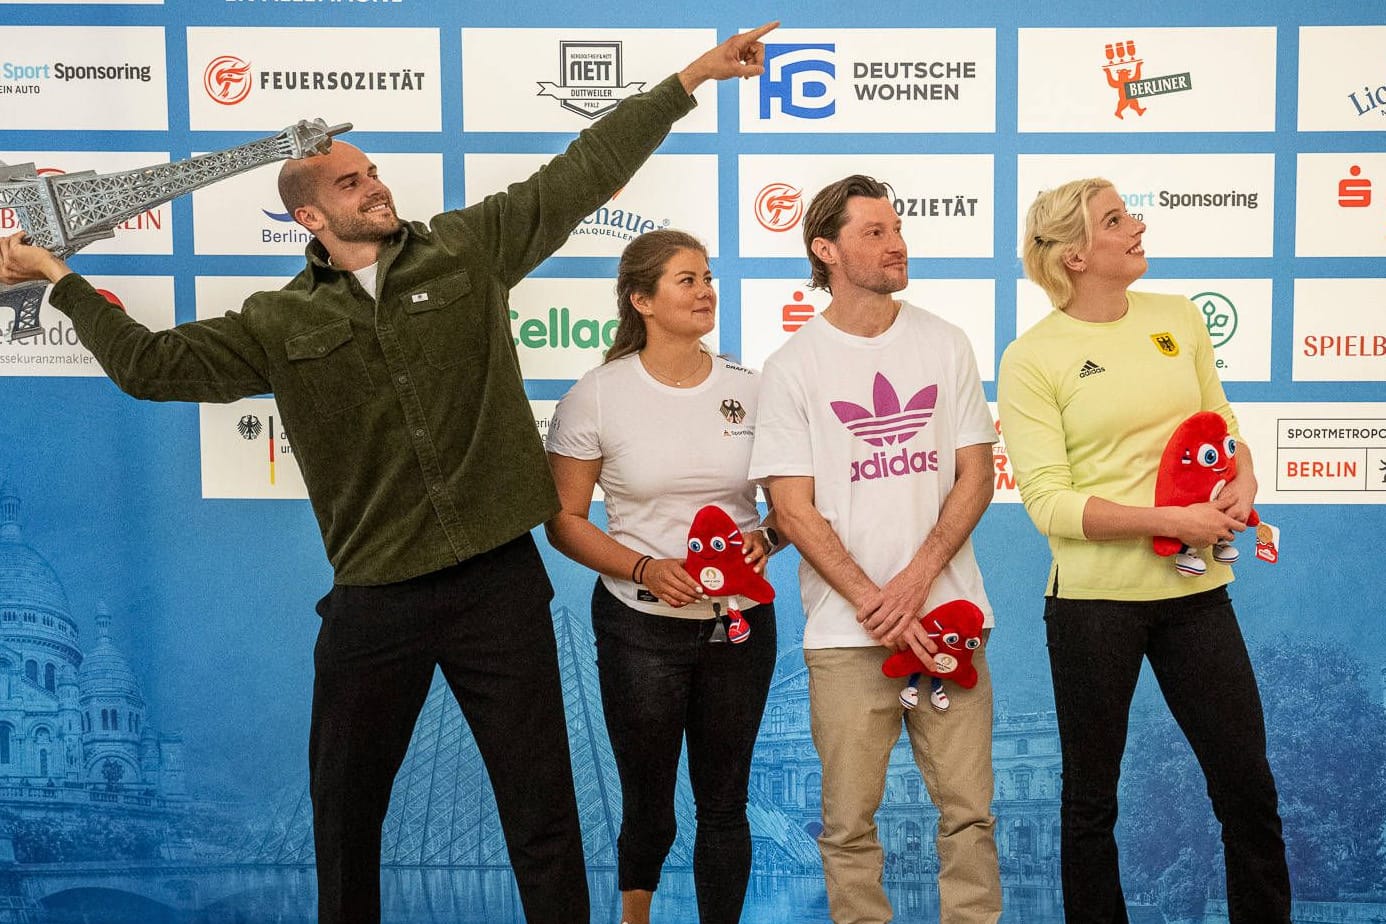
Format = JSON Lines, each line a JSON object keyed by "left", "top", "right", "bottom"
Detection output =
{"left": 759, "top": 43, "right": 835, "bottom": 119}
{"left": 510, "top": 307, "right": 619, "bottom": 350}
{"left": 831, "top": 372, "right": 939, "bottom": 483}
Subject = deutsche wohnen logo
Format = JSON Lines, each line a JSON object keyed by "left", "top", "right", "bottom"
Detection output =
{"left": 1100, "top": 38, "right": 1192, "bottom": 120}
{"left": 205, "top": 55, "right": 252, "bottom": 106}
{"left": 537, "top": 41, "right": 645, "bottom": 120}
{"left": 759, "top": 42, "right": 836, "bottom": 120}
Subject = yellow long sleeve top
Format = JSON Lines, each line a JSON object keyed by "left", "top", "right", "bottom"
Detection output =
{"left": 997, "top": 290, "right": 1241, "bottom": 600}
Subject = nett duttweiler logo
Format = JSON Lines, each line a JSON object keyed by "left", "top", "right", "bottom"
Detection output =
{"left": 1194, "top": 291, "right": 1238, "bottom": 348}
{"left": 760, "top": 42, "right": 835, "bottom": 120}
{"left": 205, "top": 55, "right": 252, "bottom": 106}
{"left": 537, "top": 41, "right": 645, "bottom": 120}
{"left": 1101, "top": 38, "right": 1192, "bottom": 120}
{"left": 754, "top": 183, "right": 804, "bottom": 232}
{"left": 833, "top": 373, "right": 939, "bottom": 483}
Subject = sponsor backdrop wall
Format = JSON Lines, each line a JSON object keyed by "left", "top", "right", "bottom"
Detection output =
{"left": 0, "top": 0, "right": 1382, "bottom": 922}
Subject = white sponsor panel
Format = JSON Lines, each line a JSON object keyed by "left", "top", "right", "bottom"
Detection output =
{"left": 462, "top": 154, "right": 719, "bottom": 257}
{"left": 1292, "top": 279, "right": 1386, "bottom": 383}
{"left": 1233, "top": 403, "right": 1386, "bottom": 501}
{"left": 187, "top": 28, "right": 440, "bottom": 132}
{"left": 740, "top": 155, "right": 993, "bottom": 258}
{"left": 0, "top": 28, "right": 166, "bottom": 130}
{"left": 195, "top": 277, "right": 305, "bottom": 499}
{"left": 1017, "top": 28, "right": 1275, "bottom": 133}
{"left": 1295, "top": 153, "right": 1386, "bottom": 257}
{"left": 200, "top": 398, "right": 309, "bottom": 500}
{"left": 989, "top": 401, "right": 1019, "bottom": 504}
{"left": 510, "top": 277, "right": 719, "bottom": 380}
{"left": 739, "top": 278, "right": 994, "bottom": 380}
{"left": 1015, "top": 278, "right": 1271, "bottom": 382}
{"left": 193, "top": 153, "right": 444, "bottom": 256}
{"left": 739, "top": 28, "right": 995, "bottom": 133}
{"left": 1016, "top": 155, "right": 1273, "bottom": 258}
{"left": 461, "top": 29, "right": 717, "bottom": 133}
{"left": 1297, "top": 26, "right": 1386, "bottom": 132}
{"left": 0, "top": 151, "right": 174, "bottom": 255}
{"left": 0, "top": 276, "right": 172, "bottom": 377}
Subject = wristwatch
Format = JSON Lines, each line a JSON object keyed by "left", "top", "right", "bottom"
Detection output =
{"left": 752, "top": 525, "right": 780, "bottom": 553}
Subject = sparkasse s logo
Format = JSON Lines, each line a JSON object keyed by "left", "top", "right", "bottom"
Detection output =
{"left": 204, "top": 55, "right": 251, "bottom": 106}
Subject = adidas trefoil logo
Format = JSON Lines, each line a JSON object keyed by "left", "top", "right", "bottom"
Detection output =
{"left": 1078, "top": 359, "right": 1106, "bottom": 378}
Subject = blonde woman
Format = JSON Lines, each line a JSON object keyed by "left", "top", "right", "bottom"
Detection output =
{"left": 997, "top": 179, "right": 1290, "bottom": 923}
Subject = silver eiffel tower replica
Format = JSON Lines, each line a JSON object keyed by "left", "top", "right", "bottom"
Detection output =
{"left": 0, "top": 118, "right": 351, "bottom": 342}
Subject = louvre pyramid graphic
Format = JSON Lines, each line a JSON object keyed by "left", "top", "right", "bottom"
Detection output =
{"left": 237, "top": 603, "right": 819, "bottom": 871}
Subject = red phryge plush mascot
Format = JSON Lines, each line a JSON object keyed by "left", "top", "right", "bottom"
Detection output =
{"left": 682, "top": 506, "right": 774, "bottom": 645}
{"left": 1153, "top": 411, "right": 1260, "bottom": 577}
{"left": 880, "top": 600, "right": 984, "bottom": 713}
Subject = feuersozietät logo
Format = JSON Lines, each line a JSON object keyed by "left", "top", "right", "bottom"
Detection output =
{"left": 833, "top": 372, "right": 939, "bottom": 483}
{"left": 1193, "top": 291, "right": 1237, "bottom": 348}
{"left": 760, "top": 42, "right": 835, "bottom": 120}
{"left": 537, "top": 41, "right": 645, "bottom": 120}
{"left": 204, "top": 55, "right": 252, "bottom": 106}
{"left": 1100, "top": 37, "right": 1192, "bottom": 120}
{"left": 755, "top": 183, "right": 803, "bottom": 232}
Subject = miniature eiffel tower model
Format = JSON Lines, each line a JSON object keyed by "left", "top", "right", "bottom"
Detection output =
{"left": 0, "top": 118, "right": 350, "bottom": 341}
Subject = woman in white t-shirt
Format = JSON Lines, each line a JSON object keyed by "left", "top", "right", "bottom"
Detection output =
{"left": 545, "top": 229, "right": 778, "bottom": 924}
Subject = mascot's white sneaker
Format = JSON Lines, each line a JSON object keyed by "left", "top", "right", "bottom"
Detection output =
{"left": 929, "top": 683, "right": 950, "bottom": 712}
{"left": 1212, "top": 542, "right": 1239, "bottom": 564}
{"left": 899, "top": 685, "right": 920, "bottom": 711}
{"left": 1175, "top": 549, "right": 1207, "bottom": 576}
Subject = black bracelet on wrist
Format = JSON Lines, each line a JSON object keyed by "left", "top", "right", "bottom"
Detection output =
{"left": 632, "top": 555, "right": 653, "bottom": 584}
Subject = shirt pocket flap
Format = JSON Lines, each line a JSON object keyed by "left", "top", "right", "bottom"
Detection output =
{"left": 285, "top": 318, "right": 355, "bottom": 362}
{"left": 403, "top": 270, "right": 472, "bottom": 315}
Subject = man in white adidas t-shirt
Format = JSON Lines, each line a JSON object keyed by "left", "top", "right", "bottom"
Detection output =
{"left": 748, "top": 175, "right": 1001, "bottom": 924}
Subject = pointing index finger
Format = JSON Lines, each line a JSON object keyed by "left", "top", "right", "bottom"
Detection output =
{"left": 740, "top": 20, "right": 780, "bottom": 43}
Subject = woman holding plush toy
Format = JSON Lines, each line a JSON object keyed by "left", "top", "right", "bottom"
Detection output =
{"left": 996, "top": 178, "right": 1290, "bottom": 923}
{"left": 545, "top": 229, "right": 777, "bottom": 924}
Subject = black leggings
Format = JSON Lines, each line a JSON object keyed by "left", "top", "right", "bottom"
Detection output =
{"left": 591, "top": 580, "right": 777, "bottom": 924}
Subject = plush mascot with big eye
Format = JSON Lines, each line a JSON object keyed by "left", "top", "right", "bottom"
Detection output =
{"left": 1153, "top": 411, "right": 1260, "bottom": 577}
{"left": 880, "top": 600, "right": 985, "bottom": 712}
{"left": 682, "top": 506, "right": 774, "bottom": 644}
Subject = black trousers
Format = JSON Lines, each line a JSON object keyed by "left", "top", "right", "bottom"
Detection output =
{"left": 309, "top": 533, "right": 588, "bottom": 924}
{"left": 591, "top": 580, "right": 776, "bottom": 924}
{"left": 1044, "top": 586, "right": 1291, "bottom": 924}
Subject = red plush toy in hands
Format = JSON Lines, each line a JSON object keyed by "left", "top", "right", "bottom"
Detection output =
{"left": 682, "top": 505, "right": 775, "bottom": 645}
{"left": 880, "top": 600, "right": 984, "bottom": 713}
{"left": 1153, "top": 410, "right": 1260, "bottom": 577}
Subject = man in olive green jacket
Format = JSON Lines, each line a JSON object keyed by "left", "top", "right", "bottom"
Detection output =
{"left": 0, "top": 23, "right": 777, "bottom": 924}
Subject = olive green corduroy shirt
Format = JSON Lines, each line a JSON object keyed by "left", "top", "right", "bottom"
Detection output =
{"left": 49, "top": 73, "right": 696, "bottom": 585}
